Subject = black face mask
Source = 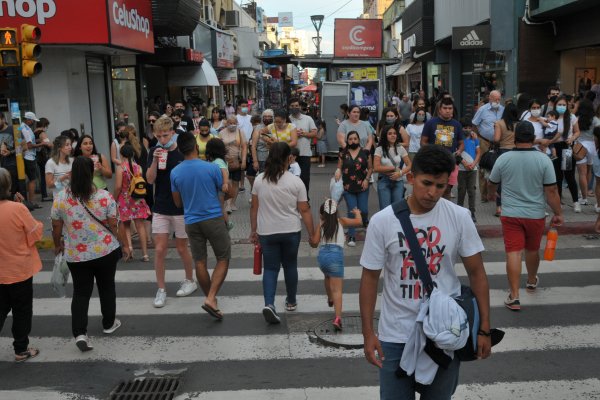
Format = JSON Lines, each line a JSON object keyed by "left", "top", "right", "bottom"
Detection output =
{"left": 263, "top": 119, "right": 273, "bottom": 125}
{"left": 200, "top": 130, "right": 210, "bottom": 137}
{"left": 348, "top": 143, "right": 360, "bottom": 150}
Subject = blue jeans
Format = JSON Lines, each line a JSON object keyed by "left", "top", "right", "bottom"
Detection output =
{"left": 379, "top": 341, "right": 460, "bottom": 400}
{"left": 377, "top": 175, "right": 405, "bottom": 210}
{"left": 259, "top": 231, "right": 301, "bottom": 307}
{"left": 343, "top": 190, "right": 369, "bottom": 236}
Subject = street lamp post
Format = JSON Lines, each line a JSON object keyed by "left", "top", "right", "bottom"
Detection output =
{"left": 310, "top": 15, "right": 324, "bottom": 57}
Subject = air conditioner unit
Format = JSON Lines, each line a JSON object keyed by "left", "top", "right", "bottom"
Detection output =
{"left": 224, "top": 10, "right": 240, "bottom": 27}
{"left": 204, "top": 5, "right": 215, "bottom": 23}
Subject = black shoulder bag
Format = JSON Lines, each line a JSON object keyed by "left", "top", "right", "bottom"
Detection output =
{"left": 391, "top": 199, "right": 503, "bottom": 366}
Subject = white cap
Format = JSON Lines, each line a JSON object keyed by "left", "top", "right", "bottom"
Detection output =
{"left": 24, "top": 111, "right": 39, "bottom": 122}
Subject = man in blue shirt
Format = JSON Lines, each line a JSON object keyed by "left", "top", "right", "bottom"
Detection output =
{"left": 171, "top": 131, "right": 230, "bottom": 320}
{"left": 472, "top": 90, "right": 504, "bottom": 203}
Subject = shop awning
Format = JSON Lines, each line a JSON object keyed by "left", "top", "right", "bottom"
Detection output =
{"left": 168, "top": 62, "right": 220, "bottom": 87}
{"left": 387, "top": 62, "right": 415, "bottom": 77}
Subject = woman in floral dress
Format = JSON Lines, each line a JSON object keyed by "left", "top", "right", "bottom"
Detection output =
{"left": 114, "top": 144, "right": 151, "bottom": 261}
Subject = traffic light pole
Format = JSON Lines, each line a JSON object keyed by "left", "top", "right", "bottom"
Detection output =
{"left": 12, "top": 118, "right": 27, "bottom": 197}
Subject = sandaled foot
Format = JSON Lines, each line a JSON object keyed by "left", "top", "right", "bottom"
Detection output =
{"left": 285, "top": 301, "right": 297, "bottom": 312}
{"left": 15, "top": 348, "right": 39, "bottom": 362}
{"left": 141, "top": 254, "right": 150, "bottom": 262}
{"left": 201, "top": 303, "right": 224, "bottom": 320}
{"left": 333, "top": 316, "right": 343, "bottom": 331}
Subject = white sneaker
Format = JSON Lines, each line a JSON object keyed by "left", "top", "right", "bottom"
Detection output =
{"left": 574, "top": 202, "right": 582, "bottom": 213}
{"left": 347, "top": 236, "right": 356, "bottom": 247}
{"left": 580, "top": 198, "right": 588, "bottom": 205}
{"left": 595, "top": 205, "right": 600, "bottom": 213}
{"left": 103, "top": 318, "right": 122, "bottom": 334}
{"left": 75, "top": 335, "right": 93, "bottom": 352}
{"left": 176, "top": 279, "right": 198, "bottom": 297}
{"left": 153, "top": 288, "right": 167, "bottom": 308}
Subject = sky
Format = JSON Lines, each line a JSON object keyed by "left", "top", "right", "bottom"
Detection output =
{"left": 254, "top": 0, "right": 364, "bottom": 54}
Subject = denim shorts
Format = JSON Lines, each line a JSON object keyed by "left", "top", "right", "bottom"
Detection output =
{"left": 317, "top": 244, "right": 344, "bottom": 278}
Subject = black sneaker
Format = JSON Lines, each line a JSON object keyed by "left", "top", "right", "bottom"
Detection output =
{"left": 239, "top": 187, "right": 246, "bottom": 192}
{"left": 262, "top": 305, "right": 281, "bottom": 324}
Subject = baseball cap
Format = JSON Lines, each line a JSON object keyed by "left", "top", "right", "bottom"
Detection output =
{"left": 24, "top": 112, "right": 40, "bottom": 122}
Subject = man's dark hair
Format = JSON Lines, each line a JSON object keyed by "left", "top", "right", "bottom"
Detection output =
{"left": 173, "top": 109, "right": 185, "bottom": 118}
{"left": 459, "top": 116, "right": 473, "bottom": 128}
{"left": 176, "top": 131, "right": 196, "bottom": 155}
{"left": 199, "top": 119, "right": 210, "bottom": 128}
{"left": 238, "top": 98, "right": 248, "bottom": 106}
{"left": 411, "top": 145, "right": 455, "bottom": 176}
{"left": 288, "top": 97, "right": 300, "bottom": 106}
{"left": 440, "top": 97, "right": 454, "bottom": 107}
{"left": 514, "top": 121, "right": 535, "bottom": 143}
{"left": 548, "top": 86, "right": 560, "bottom": 94}
{"left": 174, "top": 99, "right": 186, "bottom": 107}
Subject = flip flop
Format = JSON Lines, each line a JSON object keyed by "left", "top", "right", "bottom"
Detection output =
{"left": 15, "top": 348, "right": 39, "bottom": 363}
{"left": 202, "top": 304, "right": 224, "bottom": 320}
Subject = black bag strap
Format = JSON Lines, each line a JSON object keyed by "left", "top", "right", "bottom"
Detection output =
{"left": 391, "top": 199, "right": 435, "bottom": 296}
{"left": 77, "top": 197, "right": 117, "bottom": 240}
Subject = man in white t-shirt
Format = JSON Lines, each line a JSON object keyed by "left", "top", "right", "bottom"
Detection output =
{"left": 21, "top": 112, "right": 43, "bottom": 208}
{"left": 359, "top": 145, "right": 491, "bottom": 399}
{"left": 236, "top": 99, "right": 253, "bottom": 192}
{"left": 289, "top": 97, "right": 317, "bottom": 196}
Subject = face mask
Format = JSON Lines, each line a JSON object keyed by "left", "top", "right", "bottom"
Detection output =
{"left": 348, "top": 143, "right": 360, "bottom": 150}
{"left": 530, "top": 109, "right": 541, "bottom": 118}
{"left": 199, "top": 130, "right": 210, "bottom": 137}
{"left": 263, "top": 119, "right": 273, "bottom": 125}
{"left": 417, "top": 115, "right": 425, "bottom": 122}
{"left": 159, "top": 137, "right": 175, "bottom": 149}
{"left": 490, "top": 102, "right": 500, "bottom": 109}
{"left": 119, "top": 132, "right": 128, "bottom": 139}
{"left": 241, "top": 107, "right": 248, "bottom": 114}
{"left": 385, "top": 117, "right": 396, "bottom": 124}
{"left": 556, "top": 105, "right": 567, "bottom": 114}
{"left": 290, "top": 107, "right": 301, "bottom": 115}
{"left": 227, "top": 125, "right": 237, "bottom": 132}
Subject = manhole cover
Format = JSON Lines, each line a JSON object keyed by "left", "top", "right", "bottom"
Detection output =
{"left": 308, "top": 315, "right": 378, "bottom": 349}
{"left": 109, "top": 376, "right": 180, "bottom": 400}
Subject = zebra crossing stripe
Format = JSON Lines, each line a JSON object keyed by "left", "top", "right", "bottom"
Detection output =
{"left": 2, "top": 324, "right": 599, "bottom": 364}
{"left": 27, "top": 285, "right": 600, "bottom": 316}
{"left": 32, "top": 259, "right": 600, "bottom": 284}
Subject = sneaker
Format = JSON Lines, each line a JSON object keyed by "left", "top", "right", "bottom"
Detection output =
{"left": 230, "top": 203, "right": 238, "bottom": 211}
{"left": 153, "top": 288, "right": 167, "bottom": 308}
{"left": 75, "top": 335, "right": 93, "bottom": 352}
{"left": 226, "top": 221, "right": 234, "bottom": 231}
{"left": 504, "top": 294, "right": 521, "bottom": 311}
{"left": 333, "top": 316, "right": 343, "bottom": 331}
{"left": 580, "top": 198, "right": 588, "bottom": 205}
{"left": 248, "top": 197, "right": 252, "bottom": 203}
{"left": 239, "top": 187, "right": 246, "bottom": 192}
{"left": 262, "top": 305, "right": 281, "bottom": 324}
{"left": 526, "top": 276, "right": 539, "bottom": 292}
{"left": 347, "top": 236, "right": 356, "bottom": 247}
{"left": 318, "top": 164, "right": 325, "bottom": 168}
{"left": 595, "top": 205, "right": 600, "bottom": 213}
{"left": 574, "top": 202, "right": 582, "bottom": 213}
{"left": 176, "top": 280, "right": 198, "bottom": 297}
{"left": 549, "top": 155, "right": 558, "bottom": 161}
{"left": 471, "top": 212, "right": 477, "bottom": 223}
{"left": 103, "top": 318, "right": 122, "bottom": 334}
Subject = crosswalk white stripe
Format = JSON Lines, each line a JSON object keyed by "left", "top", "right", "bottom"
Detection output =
{"left": 173, "top": 378, "right": 600, "bottom": 400}
{"left": 32, "top": 259, "right": 600, "bottom": 284}
{"left": 0, "top": 391, "right": 99, "bottom": 400}
{"left": 28, "top": 286, "right": 600, "bottom": 316}
{"left": 2, "top": 324, "right": 598, "bottom": 364}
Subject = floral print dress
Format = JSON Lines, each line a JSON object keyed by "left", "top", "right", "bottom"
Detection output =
{"left": 341, "top": 148, "right": 370, "bottom": 193}
{"left": 117, "top": 161, "right": 151, "bottom": 221}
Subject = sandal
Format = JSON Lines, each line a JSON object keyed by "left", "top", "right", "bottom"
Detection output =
{"left": 124, "top": 248, "right": 134, "bottom": 262}
{"left": 333, "top": 316, "right": 343, "bottom": 331}
{"left": 141, "top": 254, "right": 150, "bottom": 262}
{"left": 285, "top": 301, "right": 297, "bottom": 312}
{"left": 327, "top": 299, "right": 334, "bottom": 308}
{"left": 15, "top": 348, "right": 39, "bottom": 362}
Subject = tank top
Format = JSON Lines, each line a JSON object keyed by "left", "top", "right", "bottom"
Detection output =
{"left": 320, "top": 221, "right": 345, "bottom": 247}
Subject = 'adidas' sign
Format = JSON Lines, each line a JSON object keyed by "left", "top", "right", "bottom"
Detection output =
{"left": 460, "top": 30, "right": 483, "bottom": 46}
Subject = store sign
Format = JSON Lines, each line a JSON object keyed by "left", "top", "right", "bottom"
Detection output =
{"left": 278, "top": 12, "right": 293, "bottom": 28}
{"left": 109, "top": 0, "right": 154, "bottom": 53}
{"left": 411, "top": 46, "right": 435, "bottom": 61}
{"left": 334, "top": 19, "right": 382, "bottom": 58}
{"left": 0, "top": 0, "right": 154, "bottom": 53}
{"left": 452, "top": 25, "right": 490, "bottom": 50}
{"left": 212, "top": 31, "right": 234, "bottom": 69}
{"left": 185, "top": 49, "right": 203, "bottom": 63}
{"left": 338, "top": 67, "right": 378, "bottom": 81}
{"left": 217, "top": 68, "right": 238, "bottom": 84}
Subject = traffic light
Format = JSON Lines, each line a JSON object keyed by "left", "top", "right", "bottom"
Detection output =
{"left": 20, "top": 24, "right": 41, "bottom": 78}
{"left": 0, "top": 28, "right": 19, "bottom": 67}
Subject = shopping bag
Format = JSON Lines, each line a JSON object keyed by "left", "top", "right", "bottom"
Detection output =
{"left": 51, "top": 253, "right": 70, "bottom": 298}
{"left": 330, "top": 177, "right": 344, "bottom": 203}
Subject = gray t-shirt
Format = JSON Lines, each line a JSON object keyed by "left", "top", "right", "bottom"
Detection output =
{"left": 338, "top": 120, "right": 372, "bottom": 148}
{"left": 488, "top": 149, "right": 556, "bottom": 219}
{"left": 0, "top": 124, "right": 16, "bottom": 167}
{"left": 290, "top": 114, "right": 317, "bottom": 157}
{"left": 252, "top": 171, "right": 308, "bottom": 235}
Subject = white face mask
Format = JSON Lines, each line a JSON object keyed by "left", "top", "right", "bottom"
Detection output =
{"left": 530, "top": 109, "right": 541, "bottom": 118}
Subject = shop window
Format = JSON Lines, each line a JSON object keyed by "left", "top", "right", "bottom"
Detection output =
{"left": 111, "top": 67, "right": 139, "bottom": 130}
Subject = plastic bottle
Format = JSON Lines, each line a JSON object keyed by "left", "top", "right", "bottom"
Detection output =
{"left": 543, "top": 227, "right": 558, "bottom": 261}
{"left": 253, "top": 244, "right": 262, "bottom": 275}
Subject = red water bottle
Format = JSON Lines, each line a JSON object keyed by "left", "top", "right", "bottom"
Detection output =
{"left": 543, "top": 227, "right": 558, "bottom": 261}
{"left": 253, "top": 244, "right": 262, "bottom": 275}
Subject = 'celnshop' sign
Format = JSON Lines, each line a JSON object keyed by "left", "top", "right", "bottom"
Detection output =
{"left": 452, "top": 25, "right": 490, "bottom": 50}
{"left": 0, "top": 0, "right": 154, "bottom": 53}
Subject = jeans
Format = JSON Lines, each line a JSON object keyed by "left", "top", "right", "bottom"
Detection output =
{"left": 297, "top": 156, "right": 311, "bottom": 199}
{"left": 0, "top": 277, "right": 33, "bottom": 354}
{"left": 343, "top": 190, "right": 369, "bottom": 236}
{"left": 67, "top": 249, "right": 120, "bottom": 337}
{"left": 259, "top": 231, "right": 301, "bottom": 307}
{"left": 457, "top": 170, "right": 476, "bottom": 213}
{"left": 379, "top": 341, "right": 460, "bottom": 400}
{"left": 377, "top": 175, "right": 405, "bottom": 210}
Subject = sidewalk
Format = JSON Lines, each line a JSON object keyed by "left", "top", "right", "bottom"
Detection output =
{"left": 31, "top": 163, "right": 599, "bottom": 249}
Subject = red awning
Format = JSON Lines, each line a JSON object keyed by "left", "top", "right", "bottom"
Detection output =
{"left": 298, "top": 84, "right": 317, "bottom": 92}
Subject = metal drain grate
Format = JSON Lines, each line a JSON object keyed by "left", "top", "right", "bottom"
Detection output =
{"left": 109, "top": 376, "right": 180, "bottom": 400}
{"left": 308, "top": 315, "right": 378, "bottom": 349}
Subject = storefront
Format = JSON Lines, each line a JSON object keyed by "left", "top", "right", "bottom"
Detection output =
{"left": 0, "top": 0, "right": 154, "bottom": 156}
